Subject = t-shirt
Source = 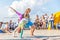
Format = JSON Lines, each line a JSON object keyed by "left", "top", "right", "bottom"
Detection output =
{"left": 18, "top": 18, "right": 28, "bottom": 27}
{"left": 1, "top": 24, "right": 8, "bottom": 30}
{"left": 44, "top": 15, "right": 48, "bottom": 21}
{"left": 49, "top": 15, "right": 54, "bottom": 20}
{"left": 1, "top": 24, "right": 5, "bottom": 29}
{"left": 9, "top": 23, "right": 14, "bottom": 27}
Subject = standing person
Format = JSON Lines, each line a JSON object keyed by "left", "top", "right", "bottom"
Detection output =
{"left": 40, "top": 17, "right": 43, "bottom": 29}
{"left": 42, "top": 15, "right": 46, "bottom": 29}
{"left": 44, "top": 14, "right": 49, "bottom": 28}
{"left": 34, "top": 15, "right": 40, "bottom": 29}
{"left": 10, "top": 7, "right": 35, "bottom": 36}
{"left": 49, "top": 14, "right": 54, "bottom": 29}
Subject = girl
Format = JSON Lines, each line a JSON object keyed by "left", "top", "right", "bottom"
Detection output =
{"left": 13, "top": 18, "right": 28, "bottom": 38}
{"left": 10, "top": 7, "right": 35, "bottom": 37}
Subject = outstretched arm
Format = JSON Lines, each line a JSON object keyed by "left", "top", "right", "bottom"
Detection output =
{"left": 10, "top": 7, "right": 16, "bottom": 12}
{"left": 10, "top": 7, "right": 22, "bottom": 16}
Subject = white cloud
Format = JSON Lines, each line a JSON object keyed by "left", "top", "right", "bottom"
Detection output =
{"left": 8, "top": 0, "right": 50, "bottom": 17}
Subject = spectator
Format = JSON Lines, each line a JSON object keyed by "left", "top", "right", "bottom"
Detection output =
{"left": 56, "top": 22, "right": 60, "bottom": 29}
{"left": 42, "top": 15, "right": 46, "bottom": 29}
{"left": 0, "top": 22, "right": 3, "bottom": 28}
{"left": 0, "top": 22, "right": 11, "bottom": 33}
{"left": 49, "top": 14, "right": 54, "bottom": 29}
{"left": 15, "top": 19, "right": 20, "bottom": 29}
{"left": 4, "top": 22, "right": 11, "bottom": 33}
{"left": 9, "top": 20, "right": 15, "bottom": 30}
{"left": 34, "top": 15, "right": 40, "bottom": 29}
{"left": 40, "top": 17, "right": 43, "bottom": 29}
{"left": 44, "top": 14, "right": 49, "bottom": 28}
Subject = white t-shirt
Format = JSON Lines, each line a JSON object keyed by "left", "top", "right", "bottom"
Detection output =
{"left": 44, "top": 15, "right": 48, "bottom": 21}
{"left": 1, "top": 24, "right": 8, "bottom": 30}
{"left": 1, "top": 24, "right": 5, "bottom": 29}
{"left": 49, "top": 15, "right": 54, "bottom": 20}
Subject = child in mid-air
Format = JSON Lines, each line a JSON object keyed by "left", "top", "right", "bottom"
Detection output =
{"left": 10, "top": 7, "right": 35, "bottom": 37}
{"left": 13, "top": 16, "right": 28, "bottom": 38}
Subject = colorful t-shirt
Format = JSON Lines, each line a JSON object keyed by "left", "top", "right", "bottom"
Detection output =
{"left": 15, "top": 11, "right": 33, "bottom": 28}
{"left": 18, "top": 18, "right": 28, "bottom": 28}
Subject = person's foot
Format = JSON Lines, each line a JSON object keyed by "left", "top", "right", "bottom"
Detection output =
{"left": 31, "top": 33, "right": 34, "bottom": 37}
{"left": 14, "top": 36, "right": 17, "bottom": 37}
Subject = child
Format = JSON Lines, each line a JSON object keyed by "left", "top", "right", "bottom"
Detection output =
{"left": 13, "top": 18, "right": 28, "bottom": 38}
{"left": 10, "top": 7, "right": 35, "bottom": 36}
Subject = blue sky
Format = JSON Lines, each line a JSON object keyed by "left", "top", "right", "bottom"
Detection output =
{"left": 0, "top": 0, "right": 60, "bottom": 22}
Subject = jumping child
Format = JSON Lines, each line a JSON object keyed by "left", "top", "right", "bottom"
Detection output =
{"left": 10, "top": 7, "right": 35, "bottom": 37}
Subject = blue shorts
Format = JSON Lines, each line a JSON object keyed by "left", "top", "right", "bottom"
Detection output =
{"left": 24, "top": 21, "right": 33, "bottom": 28}
{"left": 0, "top": 30, "right": 5, "bottom": 33}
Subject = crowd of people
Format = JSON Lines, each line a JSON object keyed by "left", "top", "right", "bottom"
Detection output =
{"left": 0, "top": 13, "right": 55, "bottom": 30}
{"left": 34, "top": 13, "right": 54, "bottom": 29}
{"left": 0, "top": 7, "right": 60, "bottom": 38}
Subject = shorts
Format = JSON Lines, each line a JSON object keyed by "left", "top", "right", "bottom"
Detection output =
{"left": 0, "top": 30, "right": 5, "bottom": 33}
{"left": 24, "top": 21, "right": 33, "bottom": 28}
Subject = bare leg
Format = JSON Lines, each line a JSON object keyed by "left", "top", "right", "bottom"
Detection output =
{"left": 30, "top": 25, "right": 35, "bottom": 36}
{"left": 13, "top": 27, "right": 21, "bottom": 37}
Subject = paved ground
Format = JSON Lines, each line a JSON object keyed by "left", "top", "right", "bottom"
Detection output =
{"left": 0, "top": 29, "right": 60, "bottom": 40}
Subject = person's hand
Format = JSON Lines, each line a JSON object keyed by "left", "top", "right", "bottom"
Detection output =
{"left": 10, "top": 7, "right": 16, "bottom": 12}
{"left": 10, "top": 7, "right": 13, "bottom": 9}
